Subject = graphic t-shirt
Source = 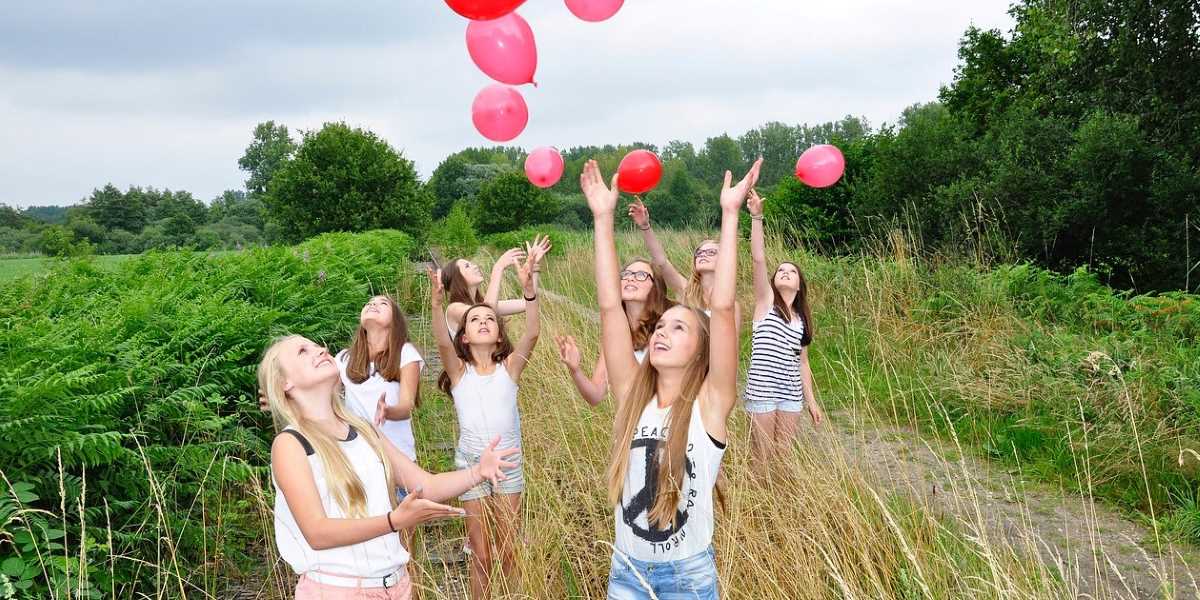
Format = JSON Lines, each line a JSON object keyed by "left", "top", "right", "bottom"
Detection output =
{"left": 614, "top": 398, "right": 725, "bottom": 561}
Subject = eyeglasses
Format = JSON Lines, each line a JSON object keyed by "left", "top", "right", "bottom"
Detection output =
{"left": 620, "top": 270, "right": 654, "bottom": 282}
{"left": 694, "top": 248, "right": 718, "bottom": 259}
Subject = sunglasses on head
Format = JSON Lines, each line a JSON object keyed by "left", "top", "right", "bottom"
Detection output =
{"left": 620, "top": 270, "right": 654, "bottom": 282}
{"left": 694, "top": 248, "right": 718, "bottom": 259}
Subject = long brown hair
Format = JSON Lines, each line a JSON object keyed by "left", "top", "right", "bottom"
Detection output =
{"left": 437, "top": 303, "right": 515, "bottom": 395}
{"left": 344, "top": 294, "right": 419, "bottom": 393}
{"left": 772, "top": 262, "right": 813, "bottom": 346}
{"left": 607, "top": 306, "right": 710, "bottom": 530}
{"left": 683, "top": 240, "right": 717, "bottom": 309}
{"left": 260, "top": 336, "right": 398, "bottom": 517}
{"left": 441, "top": 259, "right": 485, "bottom": 308}
{"left": 623, "top": 258, "right": 675, "bottom": 351}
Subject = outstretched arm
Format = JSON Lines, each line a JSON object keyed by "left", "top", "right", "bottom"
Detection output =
{"left": 585, "top": 160, "right": 639, "bottom": 404}
{"left": 506, "top": 246, "right": 542, "bottom": 382}
{"left": 629, "top": 198, "right": 689, "bottom": 294}
{"left": 429, "top": 268, "right": 464, "bottom": 384}
{"left": 483, "top": 247, "right": 526, "bottom": 310}
{"left": 558, "top": 336, "right": 607, "bottom": 407}
{"left": 748, "top": 189, "right": 774, "bottom": 321}
{"left": 704, "top": 158, "right": 762, "bottom": 437}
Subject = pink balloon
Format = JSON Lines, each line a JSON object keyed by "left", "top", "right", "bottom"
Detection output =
{"left": 471, "top": 84, "right": 529, "bottom": 142}
{"left": 466, "top": 12, "right": 538, "bottom": 86}
{"left": 564, "top": 0, "right": 624, "bottom": 22}
{"left": 525, "top": 147, "right": 564, "bottom": 188}
{"left": 794, "top": 144, "right": 846, "bottom": 188}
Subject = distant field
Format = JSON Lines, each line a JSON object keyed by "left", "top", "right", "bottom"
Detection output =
{"left": 1, "top": 254, "right": 143, "bottom": 280}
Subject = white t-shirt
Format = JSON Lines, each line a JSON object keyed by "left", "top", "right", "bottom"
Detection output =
{"left": 335, "top": 345, "right": 424, "bottom": 461}
{"left": 614, "top": 398, "right": 725, "bottom": 561}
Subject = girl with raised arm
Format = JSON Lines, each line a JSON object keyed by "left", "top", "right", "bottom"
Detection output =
{"left": 442, "top": 236, "right": 551, "bottom": 336}
{"left": 629, "top": 200, "right": 741, "bottom": 323}
{"left": 583, "top": 156, "right": 760, "bottom": 599}
{"left": 744, "top": 189, "right": 824, "bottom": 472}
{"left": 555, "top": 259, "right": 673, "bottom": 407}
{"left": 431, "top": 243, "right": 543, "bottom": 600}
{"left": 262, "top": 336, "right": 516, "bottom": 600}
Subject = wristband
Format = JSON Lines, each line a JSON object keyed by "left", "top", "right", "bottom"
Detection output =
{"left": 386, "top": 511, "right": 397, "bottom": 533}
{"left": 637, "top": 224, "right": 650, "bottom": 231}
{"left": 523, "top": 294, "right": 537, "bottom": 302}
{"left": 750, "top": 214, "right": 764, "bottom": 221}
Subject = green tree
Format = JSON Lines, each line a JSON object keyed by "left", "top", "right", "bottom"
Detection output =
{"left": 473, "top": 171, "right": 557, "bottom": 235}
{"left": 264, "top": 122, "right": 431, "bottom": 243}
{"left": 239, "top": 121, "right": 296, "bottom": 196}
{"left": 86, "top": 184, "right": 146, "bottom": 232}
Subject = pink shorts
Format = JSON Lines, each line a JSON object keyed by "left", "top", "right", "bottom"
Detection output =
{"left": 295, "top": 572, "right": 411, "bottom": 600}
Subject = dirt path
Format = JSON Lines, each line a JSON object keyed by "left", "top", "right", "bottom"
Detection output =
{"left": 826, "top": 410, "right": 1200, "bottom": 599}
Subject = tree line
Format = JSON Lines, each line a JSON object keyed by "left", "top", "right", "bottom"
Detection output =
{"left": 3, "top": 0, "right": 1196, "bottom": 291}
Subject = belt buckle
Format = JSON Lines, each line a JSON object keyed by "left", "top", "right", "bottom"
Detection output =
{"left": 382, "top": 572, "right": 394, "bottom": 589}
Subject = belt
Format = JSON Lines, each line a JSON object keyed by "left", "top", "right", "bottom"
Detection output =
{"left": 304, "top": 566, "right": 407, "bottom": 589}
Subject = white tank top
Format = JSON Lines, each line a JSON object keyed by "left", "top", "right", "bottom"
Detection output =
{"left": 335, "top": 347, "right": 424, "bottom": 461}
{"left": 272, "top": 426, "right": 409, "bottom": 578}
{"left": 614, "top": 397, "right": 725, "bottom": 561}
{"left": 451, "top": 363, "right": 522, "bottom": 456}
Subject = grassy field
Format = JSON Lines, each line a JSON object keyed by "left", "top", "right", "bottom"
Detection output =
{"left": 0, "top": 254, "right": 134, "bottom": 280}
{"left": 1, "top": 229, "right": 1195, "bottom": 598}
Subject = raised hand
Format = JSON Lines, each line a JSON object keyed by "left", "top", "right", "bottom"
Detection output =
{"left": 556, "top": 335, "right": 581, "bottom": 372}
{"left": 428, "top": 267, "right": 444, "bottom": 307}
{"left": 525, "top": 234, "right": 552, "bottom": 268}
{"left": 516, "top": 251, "right": 537, "bottom": 297}
{"left": 719, "top": 156, "right": 764, "bottom": 212}
{"left": 627, "top": 198, "right": 650, "bottom": 229}
{"left": 494, "top": 247, "right": 527, "bottom": 273}
{"left": 389, "top": 487, "right": 466, "bottom": 531}
{"left": 748, "top": 188, "right": 765, "bottom": 217}
{"left": 477, "top": 435, "right": 520, "bottom": 487}
{"left": 581, "top": 159, "right": 620, "bottom": 216}
{"left": 374, "top": 392, "right": 387, "bottom": 428}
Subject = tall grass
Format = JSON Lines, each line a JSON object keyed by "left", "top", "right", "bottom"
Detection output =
{"left": 1, "top": 227, "right": 1193, "bottom": 598}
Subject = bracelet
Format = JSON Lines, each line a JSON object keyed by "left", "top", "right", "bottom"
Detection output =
{"left": 386, "top": 511, "right": 397, "bottom": 533}
{"left": 523, "top": 293, "right": 537, "bottom": 302}
{"left": 637, "top": 224, "right": 650, "bottom": 231}
{"left": 750, "top": 214, "right": 764, "bottom": 221}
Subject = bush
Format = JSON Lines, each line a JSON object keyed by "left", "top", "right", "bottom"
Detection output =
{"left": 428, "top": 204, "right": 480, "bottom": 259}
{"left": 473, "top": 171, "right": 558, "bottom": 235}
{"left": 0, "top": 230, "right": 416, "bottom": 597}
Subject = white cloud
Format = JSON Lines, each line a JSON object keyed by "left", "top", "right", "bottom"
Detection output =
{"left": 0, "top": 0, "right": 1013, "bottom": 207}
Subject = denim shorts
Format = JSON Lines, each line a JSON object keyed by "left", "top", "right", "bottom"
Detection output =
{"left": 607, "top": 546, "right": 719, "bottom": 599}
{"left": 745, "top": 397, "right": 804, "bottom": 414}
{"left": 454, "top": 448, "right": 524, "bottom": 502}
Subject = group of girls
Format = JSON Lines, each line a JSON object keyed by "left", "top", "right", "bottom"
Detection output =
{"left": 260, "top": 157, "right": 822, "bottom": 599}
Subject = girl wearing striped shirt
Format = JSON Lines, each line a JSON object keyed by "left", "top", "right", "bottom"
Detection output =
{"left": 744, "top": 189, "right": 824, "bottom": 469}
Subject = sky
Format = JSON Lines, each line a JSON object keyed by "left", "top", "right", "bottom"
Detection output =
{"left": 0, "top": 0, "right": 1015, "bottom": 208}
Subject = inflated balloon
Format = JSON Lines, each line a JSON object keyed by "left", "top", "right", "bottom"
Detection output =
{"left": 471, "top": 84, "right": 529, "bottom": 142}
{"left": 617, "top": 150, "right": 663, "bottom": 195}
{"left": 525, "top": 147, "right": 564, "bottom": 188}
{"left": 794, "top": 144, "right": 846, "bottom": 188}
{"left": 466, "top": 12, "right": 538, "bottom": 86}
{"left": 564, "top": 0, "right": 624, "bottom": 22}
{"left": 445, "top": 0, "right": 526, "bottom": 20}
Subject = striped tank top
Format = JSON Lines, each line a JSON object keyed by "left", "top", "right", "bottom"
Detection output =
{"left": 744, "top": 307, "right": 806, "bottom": 405}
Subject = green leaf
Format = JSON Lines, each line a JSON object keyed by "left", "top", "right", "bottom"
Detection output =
{"left": 0, "top": 556, "right": 25, "bottom": 577}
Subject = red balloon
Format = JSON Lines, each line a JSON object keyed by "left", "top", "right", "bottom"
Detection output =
{"left": 617, "top": 150, "right": 663, "bottom": 195}
{"left": 794, "top": 144, "right": 846, "bottom": 188}
{"left": 444, "top": 0, "right": 526, "bottom": 20}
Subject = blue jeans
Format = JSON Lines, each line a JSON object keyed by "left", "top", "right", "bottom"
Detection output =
{"left": 607, "top": 546, "right": 719, "bottom": 599}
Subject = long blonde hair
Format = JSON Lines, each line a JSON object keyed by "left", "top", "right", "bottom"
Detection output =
{"left": 606, "top": 307, "right": 711, "bottom": 530}
{"left": 259, "top": 335, "right": 398, "bottom": 518}
{"left": 683, "top": 240, "right": 717, "bottom": 309}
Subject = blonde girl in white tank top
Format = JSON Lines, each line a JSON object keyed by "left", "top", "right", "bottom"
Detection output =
{"left": 581, "top": 157, "right": 762, "bottom": 598}
{"left": 430, "top": 238, "right": 546, "bottom": 600}
{"left": 260, "top": 335, "right": 517, "bottom": 600}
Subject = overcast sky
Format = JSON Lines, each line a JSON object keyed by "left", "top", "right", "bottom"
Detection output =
{"left": 0, "top": 0, "right": 1015, "bottom": 208}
